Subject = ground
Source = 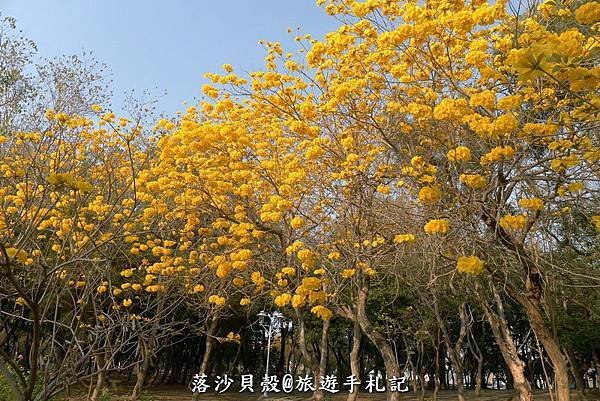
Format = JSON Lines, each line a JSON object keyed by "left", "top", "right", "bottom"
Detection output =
{"left": 62, "top": 386, "right": 600, "bottom": 401}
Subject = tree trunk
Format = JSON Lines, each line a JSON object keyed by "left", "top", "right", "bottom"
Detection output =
{"left": 277, "top": 325, "right": 287, "bottom": 377}
{"left": 131, "top": 356, "right": 150, "bottom": 400}
{"left": 192, "top": 316, "right": 219, "bottom": 401}
{"left": 335, "top": 284, "right": 401, "bottom": 401}
{"left": 347, "top": 320, "right": 361, "bottom": 401}
{"left": 406, "top": 346, "right": 417, "bottom": 393}
{"left": 481, "top": 209, "right": 570, "bottom": 401}
{"left": 468, "top": 329, "right": 483, "bottom": 397}
{"left": 132, "top": 309, "right": 162, "bottom": 401}
{"left": 355, "top": 286, "right": 401, "bottom": 401}
{"left": 295, "top": 308, "right": 325, "bottom": 401}
{"left": 565, "top": 346, "right": 587, "bottom": 400}
{"left": 433, "top": 330, "right": 441, "bottom": 401}
{"left": 433, "top": 300, "right": 468, "bottom": 401}
{"left": 418, "top": 340, "right": 426, "bottom": 401}
{"left": 131, "top": 337, "right": 153, "bottom": 401}
{"left": 317, "top": 319, "right": 330, "bottom": 401}
{"left": 513, "top": 290, "right": 571, "bottom": 401}
{"left": 475, "top": 358, "right": 483, "bottom": 397}
{"left": 90, "top": 353, "right": 107, "bottom": 401}
{"left": 0, "top": 269, "right": 42, "bottom": 401}
{"left": 591, "top": 350, "right": 599, "bottom": 389}
{"left": 476, "top": 281, "right": 533, "bottom": 401}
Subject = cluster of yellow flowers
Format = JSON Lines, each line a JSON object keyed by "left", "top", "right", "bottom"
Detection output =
{"left": 456, "top": 255, "right": 485, "bottom": 275}
{"left": 460, "top": 174, "right": 487, "bottom": 189}
{"left": 274, "top": 293, "right": 292, "bottom": 307}
{"left": 341, "top": 268, "right": 356, "bottom": 278}
{"left": 290, "top": 216, "right": 305, "bottom": 229}
{"left": 418, "top": 185, "right": 442, "bottom": 204}
{"left": 424, "top": 219, "right": 449, "bottom": 235}
{"left": 47, "top": 173, "right": 94, "bottom": 193}
{"left": 4, "top": 247, "right": 28, "bottom": 264}
{"left": 470, "top": 90, "right": 496, "bottom": 110}
{"left": 480, "top": 146, "right": 515, "bottom": 164}
{"left": 519, "top": 198, "right": 544, "bottom": 211}
{"left": 208, "top": 295, "right": 226, "bottom": 307}
{"left": 394, "top": 234, "right": 415, "bottom": 244}
{"left": 574, "top": 2, "right": 600, "bottom": 24}
{"left": 311, "top": 305, "right": 333, "bottom": 320}
{"left": 447, "top": 146, "right": 472, "bottom": 162}
{"left": 499, "top": 214, "right": 528, "bottom": 231}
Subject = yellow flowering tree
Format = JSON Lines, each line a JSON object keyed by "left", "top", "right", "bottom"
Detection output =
{"left": 137, "top": 60, "right": 339, "bottom": 398}
{"left": 0, "top": 106, "right": 155, "bottom": 401}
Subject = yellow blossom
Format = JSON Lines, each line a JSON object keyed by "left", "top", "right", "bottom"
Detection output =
{"left": 480, "top": 146, "right": 515, "bottom": 164}
{"left": 424, "top": 219, "right": 449, "bottom": 235}
{"left": 311, "top": 305, "right": 333, "bottom": 320}
{"left": 394, "top": 234, "right": 415, "bottom": 244}
{"left": 591, "top": 216, "right": 600, "bottom": 231}
{"left": 290, "top": 216, "right": 305, "bottom": 229}
{"left": 281, "top": 267, "right": 296, "bottom": 276}
{"left": 457, "top": 255, "right": 485, "bottom": 275}
{"left": 377, "top": 184, "right": 391, "bottom": 194}
{"left": 208, "top": 295, "right": 226, "bottom": 306}
{"left": 518, "top": 197, "right": 544, "bottom": 211}
{"left": 568, "top": 182, "right": 585, "bottom": 193}
{"left": 120, "top": 269, "right": 134, "bottom": 278}
{"left": 499, "top": 214, "right": 527, "bottom": 230}
{"left": 5, "top": 248, "right": 28, "bottom": 264}
{"left": 274, "top": 293, "right": 292, "bottom": 307}
{"left": 470, "top": 90, "right": 496, "bottom": 109}
{"left": 418, "top": 185, "right": 442, "bottom": 204}
{"left": 460, "top": 174, "right": 487, "bottom": 189}
{"left": 447, "top": 146, "right": 472, "bottom": 162}
{"left": 341, "top": 269, "right": 356, "bottom": 278}
{"left": 575, "top": 2, "right": 600, "bottom": 24}
{"left": 292, "top": 294, "right": 305, "bottom": 308}
{"left": 301, "top": 277, "right": 321, "bottom": 290}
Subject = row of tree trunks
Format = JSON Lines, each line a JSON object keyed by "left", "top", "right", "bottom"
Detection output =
{"left": 174, "top": 281, "right": 589, "bottom": 401}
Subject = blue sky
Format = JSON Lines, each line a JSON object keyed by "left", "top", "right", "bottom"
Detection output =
{"left": 2, "top": 0, "right": 338, "bottom": 117}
